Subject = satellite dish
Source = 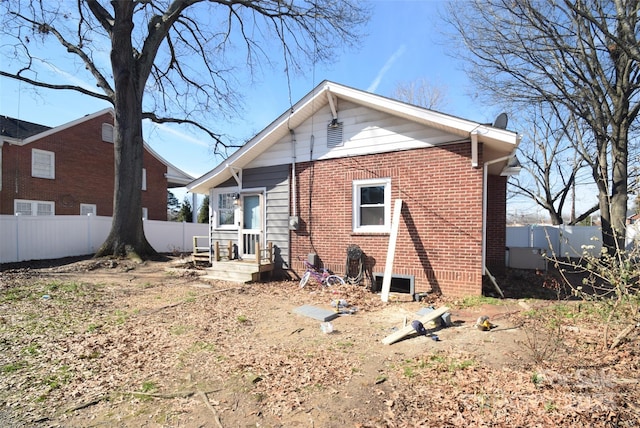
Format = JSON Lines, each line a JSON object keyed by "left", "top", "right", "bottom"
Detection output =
{"left": 492, "top": 113, "right": 508, "bottom": 129}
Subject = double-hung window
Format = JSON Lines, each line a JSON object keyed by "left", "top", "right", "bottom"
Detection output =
{"left": 352, "top": 178, "right": 391, "bottom": 233}
{"left": 213, "top": 188, "right": 238, "bottom": 229}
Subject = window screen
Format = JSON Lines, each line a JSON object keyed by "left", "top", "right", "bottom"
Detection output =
{"left": 32, "top": 149, "right": 55, "bottom": 179}
{"left": 102, "top": 123, "right": 114, "bottom": 143}
{"left": 80, "top": 204, "right": 97, "bottom": 216}
{"left": 14, "top": 199, "right": 55, "bottom": 216}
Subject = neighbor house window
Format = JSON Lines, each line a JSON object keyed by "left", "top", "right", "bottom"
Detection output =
{"left": 32, "top": 149, "right": 55, "bottom": 179}
{"left": 352, "top": 178, "right": 391, "bottom": 233}
{"left": 102, "top": 123, "right": 114, "bottom": 143}
{"left": 213, "top": 188, "right": 238, "bottom": 229}
{"left": 15, "top": 199, "right": 55, "bottom": 216}
{"left": 80, "top": 204, "right": 97, "bottom": 216}
{"left": 142, "top": 168, "right": 147, "bottom": 191}
{"left": 142, "top": 207, "right": 148, "bottom": 220}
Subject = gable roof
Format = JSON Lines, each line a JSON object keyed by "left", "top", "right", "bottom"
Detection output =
{"left": 188, "top": 80, "right": 520, "bottom": 194}
{"left": 2, "top": 109, "right": 194, "bottom": 187}
{"left": 1, "top": 115, "right": 51, "bottom": 141}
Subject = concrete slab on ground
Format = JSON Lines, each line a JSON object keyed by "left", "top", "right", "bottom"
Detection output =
{"left": 293, "top": 305, "right": 339, "bottom": 322}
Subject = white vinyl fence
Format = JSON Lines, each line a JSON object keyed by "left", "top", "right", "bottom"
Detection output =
{"left": 0, "top": 214, "right": 208, "bottom": 264}
{"left": 506, "top": 224, "right": 640, "bottom": 258}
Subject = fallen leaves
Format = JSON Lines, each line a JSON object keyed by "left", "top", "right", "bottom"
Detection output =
{"left": 1, "top": 258, "right": 639, "bottom": 427}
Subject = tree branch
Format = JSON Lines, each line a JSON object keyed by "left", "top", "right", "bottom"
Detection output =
{"left": 142, "top": 112, "right": 242, "bottom": 151}
{"left": 0, "top": 70, "right": 111, "bottom": 102}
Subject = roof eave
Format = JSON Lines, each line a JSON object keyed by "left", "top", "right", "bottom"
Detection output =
{"left": 187, "top": 80, "right": 521, "bottom": 192}
{"left": 22, "top": 108, "right": 114, "bottom": 144}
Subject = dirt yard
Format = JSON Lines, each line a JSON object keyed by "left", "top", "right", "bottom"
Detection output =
{"left": 1, "top": 256, "right": 638, "bottom": 427}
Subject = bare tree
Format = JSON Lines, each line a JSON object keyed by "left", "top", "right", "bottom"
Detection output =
{"left": 511, "top": 103, "right": 599, "bottom": 225}
{"left": 0, "top": 0, "right": 369, "bottom": 260}
{"left": 445, "top": 0, "right": 640, "bottom": 254}
{"left": 391, "top": 78, "right": 449, "bottom": 110}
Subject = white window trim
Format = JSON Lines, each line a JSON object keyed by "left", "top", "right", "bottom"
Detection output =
{"left": 352, "top": 178, "right": 392, "bottom": 233}
{"left": 212, "top": 187, "right": 239, "bottom": 230}
{"left": 80, "top": 203, "right": 97, "bottom": 216}
{"left": 102, "top": 123, "right": 114, "bottom": 143}
{"left": 31, "top": 148, "right": 55, "bottom": 179}
{"left": 14, "top": 199, "right": 55, "bottom": 216}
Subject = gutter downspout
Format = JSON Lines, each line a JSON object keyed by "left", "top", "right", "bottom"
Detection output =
{"left": 470, "top": 131, "right": 479, "bottom": 168}
{"left": 290, "top": 129, "right": 297, "bottom": 218}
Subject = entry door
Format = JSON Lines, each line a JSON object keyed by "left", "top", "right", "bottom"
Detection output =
{"left": 239, "top": 193, "right": 263, "bottom": 259}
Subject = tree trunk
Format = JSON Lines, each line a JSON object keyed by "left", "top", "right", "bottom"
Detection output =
{"left": 95, "top": 2, "right": 156, "bottom": 260}
{"left": 608, "top": 121, "right": 629, "bottom": 253}
{"left": 597, "top": 135, "right": 616, "bottom": 253}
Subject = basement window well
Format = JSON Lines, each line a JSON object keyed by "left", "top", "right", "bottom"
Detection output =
{"left": 371, "top": 273, "right": 415, "bottom": 296}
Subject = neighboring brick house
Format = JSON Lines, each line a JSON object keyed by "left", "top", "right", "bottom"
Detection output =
{"left": 188, "top": 81, "right": 520, "bottom": 297}
{"left": 0, "top": 109, "right": 193, "bottom": 220}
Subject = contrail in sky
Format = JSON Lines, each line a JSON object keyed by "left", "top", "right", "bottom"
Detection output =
{"left": 150, "top": 122, "right": 210, "bottom": 148}
{"left": 367, "top": 44, "right": 407, "bottom": 92}
{"left": 42, "top": 61, "right": 96, "bottom": 92}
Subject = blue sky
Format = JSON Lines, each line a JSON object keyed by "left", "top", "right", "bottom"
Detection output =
{"left": 0, "top": 0, "right": 528, "bottom": 209}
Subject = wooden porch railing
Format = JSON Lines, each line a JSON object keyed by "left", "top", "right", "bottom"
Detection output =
{"left": 256, "top": 241, "right": 273, "bottom": 264}
{"left": 192, "top": 236, "right": 210, "bottom": 262}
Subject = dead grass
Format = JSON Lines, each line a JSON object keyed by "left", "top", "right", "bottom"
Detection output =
{"left": 0, "top": 257, "right": 638, "bottom": 427}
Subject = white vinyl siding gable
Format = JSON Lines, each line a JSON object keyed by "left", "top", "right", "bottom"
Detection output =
{"left": 246, "top": 101, "right": 455, "bottom": 169}
{"left": 32, "top": 149, "right": 55, "bottom": 179}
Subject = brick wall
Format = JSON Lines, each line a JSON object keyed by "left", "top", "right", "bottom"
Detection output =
{"left": 0, "top": 113, "right": 168, "bottom": 220}
{"left": 485, "top": 174, "right": 507, "bottom": 274}
{"left": 290, "top": 143, "right": 499, "bottom": 297}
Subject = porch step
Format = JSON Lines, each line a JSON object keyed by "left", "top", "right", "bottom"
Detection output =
{"left": 202, "top": 261, "right": 273, "bottom": 283}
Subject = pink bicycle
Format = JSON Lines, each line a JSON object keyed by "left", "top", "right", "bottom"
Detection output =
{"left": 299, "top": 258, "right": 345, "bottom": 288}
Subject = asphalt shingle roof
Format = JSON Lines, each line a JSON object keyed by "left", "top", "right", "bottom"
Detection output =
{"left": 0, "top": 116, "right": 51, "bottom": 139}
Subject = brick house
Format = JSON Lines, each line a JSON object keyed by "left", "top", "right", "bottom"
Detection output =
{"left": 1, "top": 109, "right": 193, "bottom": 220}
{"left": 188, "top": 81, "right": 520, "bottom": 297}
